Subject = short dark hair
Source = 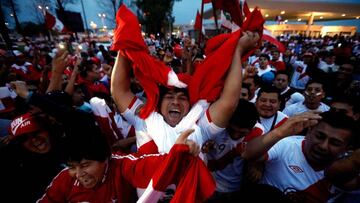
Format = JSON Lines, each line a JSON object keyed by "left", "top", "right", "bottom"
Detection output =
{"left": 257, "top": 85, "right": 281, "bottom": 100}
{"left": 318, "top": 111, "right": 355, "bottom": 138}
{"left": 305, "top": 79, "right": 325, "bottom": 89}
{"left": 259, "top": 54, "right": 270, "bottom": 61}
{"left": 229, "top": 99, "right": 259, "bottom": 129}
{"left": 79, "top": 60, "right": 96, "bottom": 78}
{"left": 157, "top": 85, "right": 189, "bottom": 109}
{"left": 331, "top": 96, "right": 360, "bottom": 114}
{"left": 65, "top": 127, "right": 111, "bottom": 163}
{"left": 275, "top": 70, "right": 290, "bottom": 79}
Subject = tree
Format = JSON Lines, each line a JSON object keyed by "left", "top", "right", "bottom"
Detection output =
{"left": 0, "top": 2, "right": 12, "bottom": 49}
{"left": 1, "top": 0, "right": 21, "bottom": 34}
{"left": 135, "top": 0, "right": 180, "bottom": 34}
{"left": 55, "top": 0, "right": 76, "bottom": 17}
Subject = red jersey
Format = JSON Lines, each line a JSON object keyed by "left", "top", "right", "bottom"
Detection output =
{"left": 37, "top": 145, "right": 214, "bottom": 203}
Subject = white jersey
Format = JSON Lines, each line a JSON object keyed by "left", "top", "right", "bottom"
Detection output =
{"left": 290, "top": 61, "right": 310, "bottom": 90}
{"left": 259, "top": 111, "right": 288, "bottom": 134}
{"left": 261, "top": 136, "right": 332, "bottom": 202}
{"left": 318, "top": 61, "right": 339, "bottom": 73}
{"left": 122, "top": 97, "right": 224, "bottom": 154}
{"left": 256, "top": 65, "right": 274, "bottom": 77}
{"left": 207, "top": 123, "right": 264, "bottom": 193}
{"left": 283, "top": 102, "right": 330, "bottom": 117}
{"left": 280, "top": 87, "right": 305, "bottom": 107}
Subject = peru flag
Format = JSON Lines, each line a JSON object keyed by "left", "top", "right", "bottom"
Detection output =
{"left": 45, "top": 11, "right": 67, "bottom": 33}
{"left": 262, "top": 29, "right": 286, "bottom": 53}
{"left": 137, "top": 147, "right": 215, "bottom": 203}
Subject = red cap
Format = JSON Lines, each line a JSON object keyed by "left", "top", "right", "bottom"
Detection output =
{"left": 9, "top": 113, "right": 41, "bottom": 140}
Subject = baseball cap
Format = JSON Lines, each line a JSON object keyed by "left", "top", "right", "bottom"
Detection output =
{"left": 9, "top": 113, "right": 41, "bottom": 140}
{"left": 303, "top": 52, "right": 313, "bottom": 57}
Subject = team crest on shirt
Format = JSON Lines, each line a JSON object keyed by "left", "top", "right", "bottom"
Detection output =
{"left": 289, "top": 165, "right": 304, "bottom": 173}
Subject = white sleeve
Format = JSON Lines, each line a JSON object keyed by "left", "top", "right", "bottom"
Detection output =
{"left": 121, "top": 97, "right": 144, "bottom": 126}
{"left": 286, "top": 93, "right": 304, "bottom": 107}
{"left": 282, "top": 105, "right": 293, "bottom": 117}
{"left": 266, "top": 137, "right": 289, "bottom": 162}
{"left": 197, "top": 109, "right": 225, "bottom": 142}
{"left": 121, "top": 98, "right": 152, "bottom": 147}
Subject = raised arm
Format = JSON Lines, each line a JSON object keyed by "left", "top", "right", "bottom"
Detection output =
{"left": 64, "top": 58, "right": 80, "bottom": 95}
{"left": 242, "top": 112, "right": 322, "bottom": 161}
{"left": 209, "top": 31, "right": 260, "bottom": 127}
{"left": 111, "top": 52, "right": 135, "bottom": 113}
{"left": 46, "top": 50, "right": 69, "bottom": 93}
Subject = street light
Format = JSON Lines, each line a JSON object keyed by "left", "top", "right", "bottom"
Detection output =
{"left": 98, "top": 13, "right": 106, "bottom": 29}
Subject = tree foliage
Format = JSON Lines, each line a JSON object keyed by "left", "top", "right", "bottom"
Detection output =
{"left": 135, "top": 0, "right": 180, "bottom": 34}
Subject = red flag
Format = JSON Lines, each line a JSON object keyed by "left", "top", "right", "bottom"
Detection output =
{"left": 241, "top": 0, "right": 250, "bottom": 16}
{"left": 202, "top": 0, "right": 212, "bottom": 4}
{"left": 194, "top": 10, "right": 202, "bottom": 31}
{"left": 45, "top": 11, "right": 67, "bottom": 33}
{"left": 262, "top": 29, "right": 286, "bottom": 53}
{"left": 111, "top": 5, "right": 186, "bottom": 119}
{"left": 137, "top": 145, "right": 216, "bottom": 203}
{"left": 188, "top": 8, "right": 264, "bottom": 105}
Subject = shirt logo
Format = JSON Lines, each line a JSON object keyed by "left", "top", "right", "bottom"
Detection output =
{"left": 289, "top": 165, "right": 304, "bottom": 173}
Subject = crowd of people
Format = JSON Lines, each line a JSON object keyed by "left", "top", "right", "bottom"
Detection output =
{"left": 0, "top": 4, "right": 360, "bottom": 203}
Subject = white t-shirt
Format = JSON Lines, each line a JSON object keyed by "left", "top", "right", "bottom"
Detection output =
{"left": 259, "top": 111, "right": 288, "bottom": 134}
{"left": 318, "top": 61, "right": 339, "bottom": 73}
{"left": 283, "top": 102, "right": 330, "bottom": 117}
{"left": 122, "top": 98, "right": 224, "bottom": 154}
{"left": 290, "top": 61, "right": 310, "bottom": 90}
{"left": 207, "top": 123, "right": 264, "bottom": 193}
{"left": 280, "top": 87, "right": 305, "bottom": 107}
{"left": 256, "top": 65, "right": 274, "bottom": 77}
{"left": 261, "top": 136, "right": 332, "bottom": 202}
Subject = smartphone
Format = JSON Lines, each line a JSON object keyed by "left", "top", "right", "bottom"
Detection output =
{"left": 191, "top": 38, "right": 195, "bottom": 45}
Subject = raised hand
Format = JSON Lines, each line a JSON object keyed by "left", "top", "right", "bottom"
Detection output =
{"left": 277, "top": 111, "right": 322, "bottom": 137}
{"left": 237, "top": 31, "right": 260, "bottom": 54}
{"left": 175, "top": 129, "right": 200, "bottom": 156}
{"left": 52, "top": 49, "right": 69, "bottom": 75}
{"left": 10, "top": 81, "right": 29, "bottom": 99}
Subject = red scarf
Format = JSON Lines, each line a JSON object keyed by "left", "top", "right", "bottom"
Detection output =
{"left": 188, "top": 8, "right": 264, "bottom": 105}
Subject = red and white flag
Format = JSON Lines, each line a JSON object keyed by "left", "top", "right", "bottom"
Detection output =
{"left": 45, "top": 11, "right": 67, "bottom": 33}
{"left": 262, "top": 29, "right": 286, "bottom": 53}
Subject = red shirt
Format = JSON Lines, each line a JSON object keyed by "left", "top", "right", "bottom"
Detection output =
{"left": 37, "top": 145, "right": 188, "bottom": 203}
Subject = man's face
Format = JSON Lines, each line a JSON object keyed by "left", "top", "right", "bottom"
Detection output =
{"left": 304, "top": 83, "right": 325, "bottom": 109}
{"left": 68, "top": 159, "right": 107, "bottom": 189}
{"left": 256, "top": 92, "right": 280, "bottom": 118}
{"left": 304, "top": 122, "right": 351, "bottom": 169}
{"left": 303, "top": 56, "right": 313, "bottom": 64}
{"left": 160, "top": 90, "right": 190, "bottom": 127}
{"left": 284, "top": 50, "right": 292, "bottom": 57}
{"left": 336, "top": 64, "right": 354, "bottom": 80}
{"left": 271, "top": 52, "right": 280, "bottom": 61}
{"left": 22, "top": 131, "right": 51, "bottom": 154}
{"left": 72, "top": 88, "right": 85, "bottom": 106}
{"left": 259, "top": 56, "right": 268, "bottom": 69}
{"left": 227, "top": 124, "right": 251, "bottom": 140}
{"left": 243, "top": 78, "right": 257, "bottom": 99}
{"left": 88, "top": 64, "right": 101, "bottom": 82}
{"left": 273, "top": 74, "right": 289, "bottom": 91}
{"left": 331, "top": 102, "right": 358, "bottom": 120}
{"left": 240, "top": 87, "right": 249, "bottom": 100}
{"left": 324, "top": 56, "right": 334, "bottom": 65}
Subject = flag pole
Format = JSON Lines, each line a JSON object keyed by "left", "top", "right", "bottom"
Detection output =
{"left": 211, "top": 1, "right": 219, "bottom": 34}
{"left": 198, "top": 0, "right": 205, "bottom": 44}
